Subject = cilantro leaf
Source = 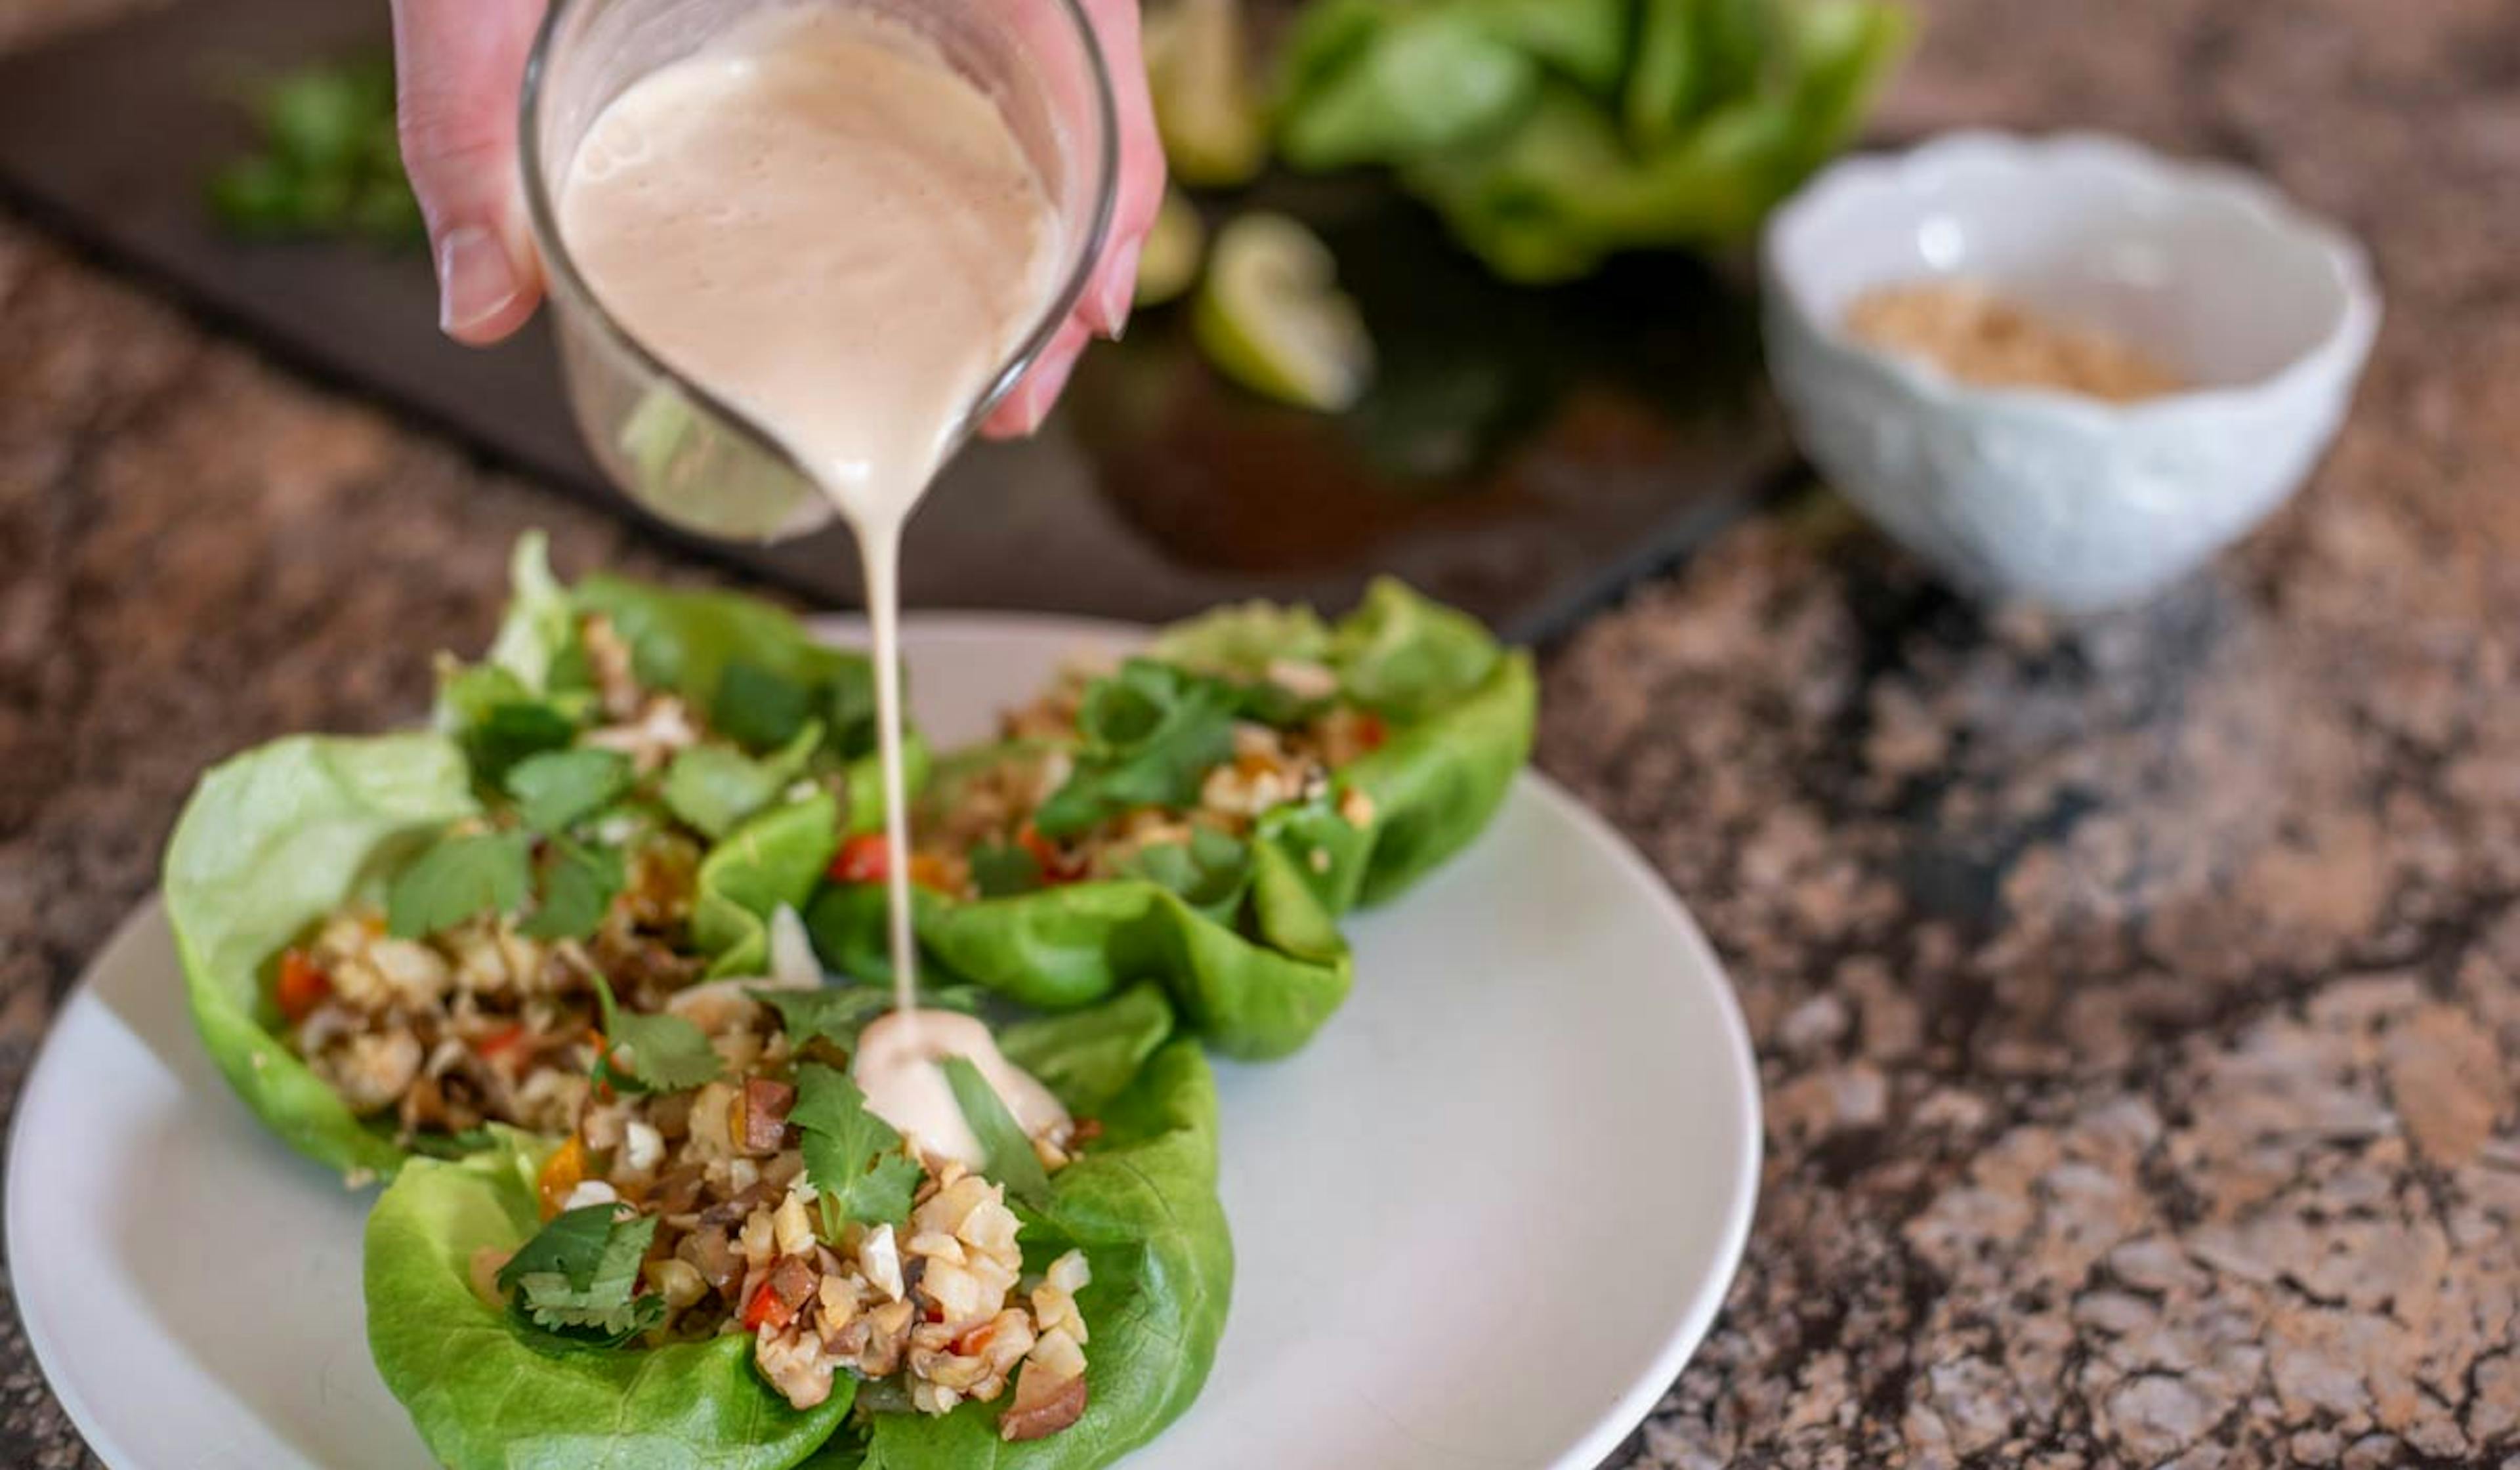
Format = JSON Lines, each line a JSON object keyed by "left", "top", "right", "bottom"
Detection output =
{"left": 439, "top": 663, "right": 580, "bottom": 783}
{"left": 505, "top": 748, "right": 633, "bottom": 833}
{"left": 941, "top": 1057, "right": 1052, "bottom": 1209}
{"left": 661, "top": 722, "right": 822, "bottom": 839}
{"left": 1123, "top": 827, "right": 1255, "bottom": 921}
{"left": 791, "top": 1064, "right": 921, "bottom": 1230}
{"left": 969, "top": 842, "right": 1045, "bottom": 898}
{"left": 591, "top": 973, "right": 723, "bottom": 1092}
{"left": 712, "top": 659, "right": 817, "bottom": 751}
{"left": 497, "top": 1204, "right": 663, "bottom": 1346}
{"left": 522, "top": 837, "right": 624, "bottom": 940}
{"left": 386, "top": 830, "right": 532, "bottom": 938}
{"left": 495, "top": 1203, "right": 616, "bottom": 1293}
{"left": 1032, "top": 661, "right": 1237, "bottom": 838}
{"left": 823, "top": 662, "right": 880, "bottom": 760}
{"left": 750, "top": 985, "right": 893, "bottom": 1053}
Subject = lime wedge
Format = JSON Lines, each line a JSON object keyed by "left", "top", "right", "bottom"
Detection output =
{"left": 1194, "top": 213, "right": 1374, "bottom": 412}
{"left": 1144, "top": 0, "right": 1267, "bottom": 188}
{"left": 1135, "top": 188, "right": 1207, "bottom": 307}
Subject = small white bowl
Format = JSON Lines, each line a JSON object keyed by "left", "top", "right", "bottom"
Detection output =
{"left": 1761, "top": 131, "right": 2380, "bottom": 612}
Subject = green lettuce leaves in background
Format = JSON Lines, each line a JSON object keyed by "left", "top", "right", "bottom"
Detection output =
{"left": 809, "top": 581, "right": 1532, "bottom": 1059}
{"left": 365, "top": 1132, "right": 852, "bottom": 1470}
{"left": 1276, "top": 0, "right": 1912, "bottom": 282}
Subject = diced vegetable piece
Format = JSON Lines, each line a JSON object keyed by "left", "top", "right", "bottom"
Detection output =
{"left": 275, "top": 948, "right": 332, "bottom": 1023}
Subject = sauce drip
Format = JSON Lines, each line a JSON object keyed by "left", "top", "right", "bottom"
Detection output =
{"left": 558, "top": 5, "right": 1070, "bottom": 1142}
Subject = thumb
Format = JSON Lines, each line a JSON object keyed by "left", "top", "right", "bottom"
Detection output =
{"left": 392, "top": 0, "right": 548, "bottom": 344}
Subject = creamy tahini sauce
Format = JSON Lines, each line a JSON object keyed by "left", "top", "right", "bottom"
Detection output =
{"left": 558, "top": 7, "right": 1068, "bottom": 1146}
{"left": 850, "top": 1011, "right": 1070, "bottom": 1169}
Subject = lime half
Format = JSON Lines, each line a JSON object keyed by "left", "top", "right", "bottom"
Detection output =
{"left": 1144, "top": 0, "right": 1267, "bottom": 188}
{"left": 1194, "top": 213, "right": 1375, "bottom": 412}
{"left": 1134, "top": 189, "right": 1207, "bottom": 308}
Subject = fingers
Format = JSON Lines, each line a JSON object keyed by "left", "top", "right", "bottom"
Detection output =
{"left": 1076, "top": 0, "right": 1166, "bottom": 342}
{"left": 982, "top": 317, "right": 1093, "bottom": 438}
{"left": 392, "top": 0, "right": 549, "bottom": 344}
{"left": 987, "top": 0, "right": 1166, "bottom": 438}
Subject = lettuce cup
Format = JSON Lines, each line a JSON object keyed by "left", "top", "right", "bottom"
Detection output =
{"left": 167, "top": 536, "right": 916, "bottom": 1179}
{"left": 809, "top": 581, "right": 1535, "bottom": 1059}
{"left": 364, "top": 983, "right": 1228, "bottom": 1470}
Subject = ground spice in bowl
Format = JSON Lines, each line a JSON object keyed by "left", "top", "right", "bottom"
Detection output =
{"left": 1844, "top": 281, "right": 2185, "bottom": 402}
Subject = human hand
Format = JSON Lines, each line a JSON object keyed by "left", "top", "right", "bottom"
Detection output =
{"left": 977, "top": 0, "right": 1166, "bottom": 438}
{"left": 392, "top": 0, "right": 547, "bottom": 344}
{"left": 391, "top": 0, "right": 1163, "bottom": 438}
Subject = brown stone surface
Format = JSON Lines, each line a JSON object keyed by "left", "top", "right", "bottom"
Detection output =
{"left": 4, "top": 1, "right": 2519, "bottom": 1467}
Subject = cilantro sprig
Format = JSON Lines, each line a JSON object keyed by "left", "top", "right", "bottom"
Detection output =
{"left": 791, "top": 1064, "right": 922, "bottom": 1237}
{"left": 662, "top": 721, "right": 823, "bottom": 840}
{"left": 1032, "top": 661, "right": 1238, "bottom": 838}
{"left": 495, "top": 1203, "right": 665, "bottom": 1346}
{"left": 749, "top": 986, "right": 893, "bottom": 1055}
{"left": 504, "top": 748, "right": 633, "bottom": 833}
{"left": 591, "top": 974, "right": 723, "bottom": 1093}
{"left": 521, "top": 838, "right": 624, "bottom": 941}
{"left": 386, "top": 830, "right": 532, "bottom": 939}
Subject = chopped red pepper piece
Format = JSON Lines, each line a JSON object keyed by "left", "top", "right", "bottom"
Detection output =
{"left": 742, "top": 1276, "right": 795, "bottom": 1332}
{"left": 1016, "top": 824, "right": 1082, "bottom": 885}
{"left": 474, "top": 1023, "right": 530, "bottom": 1062}
{"left": 828, "top": 833, "right": 890, "bottom": 885}
{"left": 276, "top": 949, "right": 331, "bottom": 1023}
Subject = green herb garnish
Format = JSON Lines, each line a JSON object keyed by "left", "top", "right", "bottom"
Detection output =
{"left": 521, "top": 838, "right": 625, "bottom": 942}
{"left": 749, "top": 986, "right": 894, "bottom": 1054}
{"left": 661, "top": 723, "right": 822, "bottom": 840}
{"left": 968, "top": 842, "right": 1047, "bottom": 898}
{"left": 385, "top": 830, "right": 533, "bottom": 938}
{"left": 497, "top": 1204, "right": 665, "bottom": 1345}
{"left": 1032, "top": 660, "right": 1238, "bottom": 838}
{"left": 590, "top": 974, "right": 723, "bottom": 1093}
{"left": 791, "top": 1064, "right": 922, "bottom": 1234}
{"left": 941, "top": 1057, "right": 1052, "bottom": 1209}
{"left": 504, "top": 749, "right": 633, "bottom": 833}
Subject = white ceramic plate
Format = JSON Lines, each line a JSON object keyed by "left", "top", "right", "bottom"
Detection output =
{"left": 8, "top": 614, "right": 1759, "bottom": 1470}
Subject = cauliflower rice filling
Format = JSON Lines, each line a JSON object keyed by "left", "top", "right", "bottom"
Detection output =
{"left": 288, "top": 910, "right": 600, "bottom": 1140}
{"left": 524, "top": 995, "right": 1097, "bottom": 1441}
{"left": 917, "top": 669, "right": 1387, "bottom": 900}
{"left": 283, "top": 805, "right": 706, "bottom": 1143}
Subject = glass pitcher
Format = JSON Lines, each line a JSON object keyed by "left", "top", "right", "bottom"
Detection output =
{"left": 518, "top": 0, "right": 1119, "bottom": 541}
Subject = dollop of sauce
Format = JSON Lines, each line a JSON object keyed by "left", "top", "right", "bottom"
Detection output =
{"left": 852, "top": 1010, "right": 1070, "bottom": 1170}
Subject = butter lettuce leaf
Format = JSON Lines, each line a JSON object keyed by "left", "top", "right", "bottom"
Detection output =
{"left": 165, "top": 732, "right": 479, "bottom": 1180}
{"left": 365, "top": 1132, "right": 850, "bottom": 1470}
{"left": 813, "top": 583, "right": 1531, "bottom": 1058}
{"left": 854, "top": 1041, "right": 1230, "bottom": 1469}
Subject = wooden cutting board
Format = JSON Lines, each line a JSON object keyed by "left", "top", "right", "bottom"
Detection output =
{"left": 0, "top": 0, "right": 1792, "bottom": 640}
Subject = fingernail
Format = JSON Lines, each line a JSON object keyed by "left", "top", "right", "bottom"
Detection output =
{"left": 436, "top": 225, "right": 521, "bottom": 337}
{"left": 1092, "top": 240, "right": 1141, "bottom": 341}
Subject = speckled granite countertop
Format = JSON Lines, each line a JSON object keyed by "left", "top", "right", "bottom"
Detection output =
{"left": 5, "top": 1, "right": 2517, "bottom": 1467}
